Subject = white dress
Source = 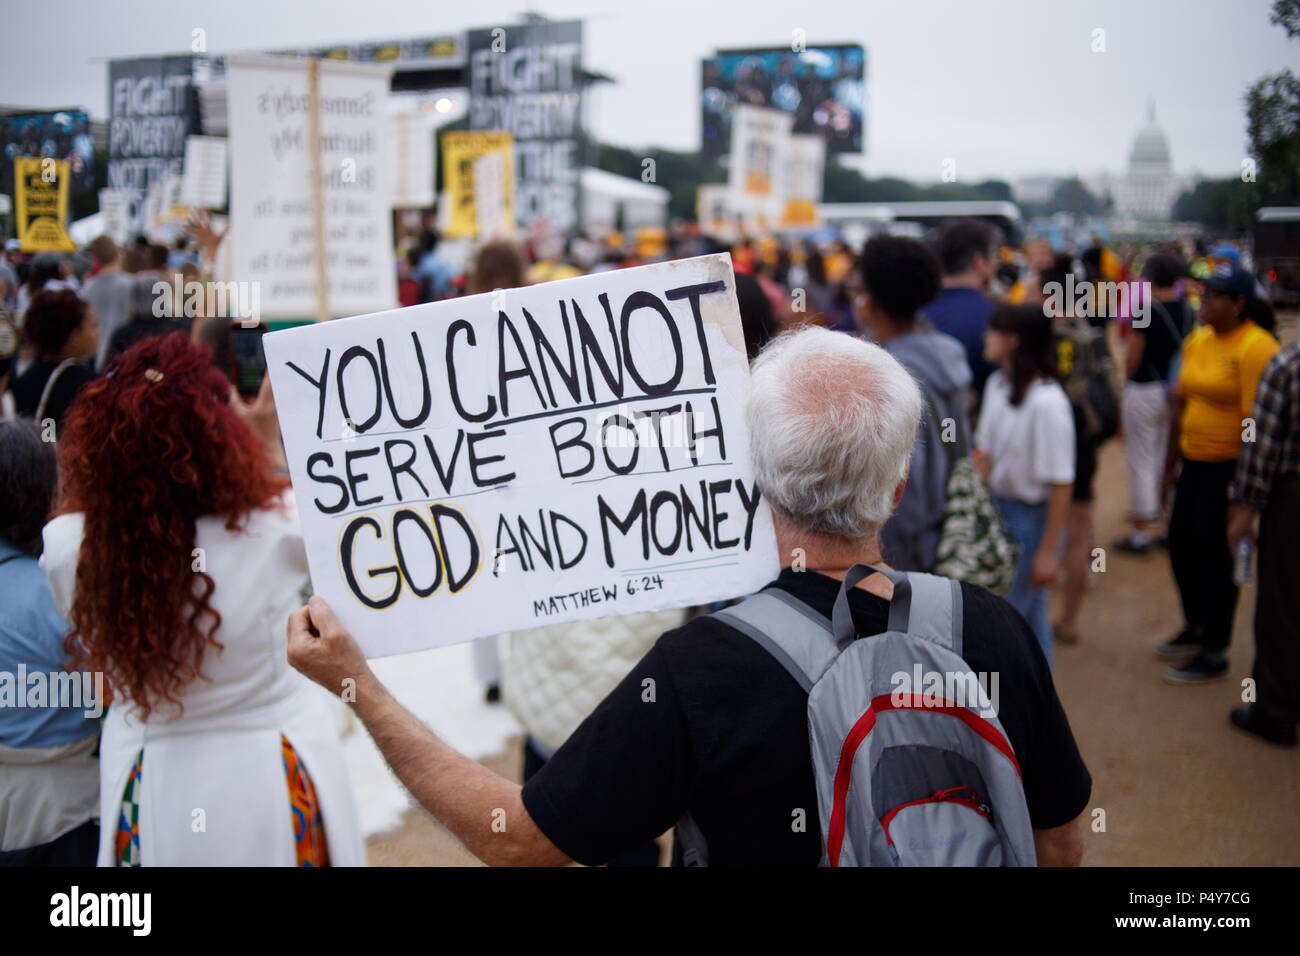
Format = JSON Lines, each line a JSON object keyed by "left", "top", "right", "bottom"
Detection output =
{"left": 41, "top": 493, "right": 366, "bottom": 866}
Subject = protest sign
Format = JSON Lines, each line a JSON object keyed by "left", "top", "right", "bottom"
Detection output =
{"left": 442, "top": 130, "right": 515, "bottom": 238}
{"left": 15, "top": 158, "right": 76, "bottom": 252}
{"left": 226, "top": 55, "right": 397, "bottom": 319}
{"left": 473, "top": 149, "right": 508, "bottom": 238}
{"left": 729, "top": 104, "right": 793, "bottom": 200}
{"left": 782, "top": 134, "right": 825, "bottom": 227}
{"left": 143, "top": 173, "right": 185, "bottom": 234}
{"left": 179, "top": 135, "right": 228, "bottom": 208}
{"left": 97, "top": 189, "right": 131, "bottom": 244}
{"left": 107, "top": 55, "right": 196, "bottom": 236}
{"left": 391, "top": 113, "right": 435, "bottom": 209}
{"left": 264, "top": 253, "right": 779, "bottom": 658}
{"left": 467, "top": 19, "right": 584, "bottom": 233}
{"left": 696, "top": 184, "right": 732, "bottom": 236}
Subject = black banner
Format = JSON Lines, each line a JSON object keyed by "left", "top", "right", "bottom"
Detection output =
{"left": 467, "top": 20, "right": 585, "bottom": 235}
{"left": 106, "top": 55, "right": 199, "bottom": 235}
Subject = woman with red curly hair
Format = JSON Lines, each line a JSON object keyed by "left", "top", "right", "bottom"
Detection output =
{"left": 39, "top": 332, "right": 364, "bottom": 866}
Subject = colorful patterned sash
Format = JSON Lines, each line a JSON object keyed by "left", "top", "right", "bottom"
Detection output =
{"left": 114, "top": 749, "right": 144, "bottom": 866}
{"left": 282, "top": 735, "right": 331, "bottom": 867}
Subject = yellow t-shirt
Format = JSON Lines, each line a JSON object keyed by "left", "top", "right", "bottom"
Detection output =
{"left": 1177, "top": 321, "right": 1280, "bottom": 461}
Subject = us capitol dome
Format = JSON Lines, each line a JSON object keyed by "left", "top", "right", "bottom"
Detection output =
{"left": 1111, "top": 103, "right": 1189, "bottom": 221}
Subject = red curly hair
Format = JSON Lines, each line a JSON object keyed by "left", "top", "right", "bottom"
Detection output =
{"left": 58, "top": 332, "right": 286, "bottom": 719}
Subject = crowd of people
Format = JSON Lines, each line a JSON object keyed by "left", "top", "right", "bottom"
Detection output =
{"left": 1, "top": 212, "right": 1296, "bottom": 866}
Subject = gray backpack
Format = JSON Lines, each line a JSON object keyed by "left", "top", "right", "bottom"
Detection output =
{"left": 678, "top": 563, "right": 1036, "bottom": 866}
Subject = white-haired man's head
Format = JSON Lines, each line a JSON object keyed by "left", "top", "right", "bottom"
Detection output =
{"left": 746, "top": 327, "right": 922, "bottom": 543}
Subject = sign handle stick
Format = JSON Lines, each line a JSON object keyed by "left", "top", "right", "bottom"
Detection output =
{"left": 307, "top": 57, "right": 329, "bottom": 322}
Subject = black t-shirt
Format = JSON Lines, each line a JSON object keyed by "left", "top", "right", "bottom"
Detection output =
{"left": 106, "top": 318, "right": 190, "bottom": 367}
{"left": 522, "top": 569, "right": 1093, "bottom": 866}
{"left": 11, "top": 357, "right": 96, "bottom": 427}
{"left": 1130, "top": 297, "right": 1189, "bottom": 384}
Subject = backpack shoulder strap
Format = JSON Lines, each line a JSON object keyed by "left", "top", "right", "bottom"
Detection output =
{"left": 893, "top": 571, "right": 965, "bottom": 657}
{"left": 828, "top": 563, "right": 962, "bottom": 652}
{"left": 716, "top": 566, "right": 965, "bottom": 685}
{"left": 34, "top": 358, "right": 77, "bottom": 423}
{"left": 1149, "top": 298, "right": 1185, "bottom": 342}
{"left": 713, "top": 588, "right": 839, "bottom": 691}
{"left": 684, "top": 584, "right": 848, "bottom": 869}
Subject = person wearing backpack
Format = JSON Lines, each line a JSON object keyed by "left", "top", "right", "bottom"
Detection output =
{"left": 1114, "top": 251, "right": 1190, "bottom": 556}
{"left": 855, "top": 235, "right": 973, "bottom": 573}
{"left": 285, "top": 327, "right": 1091, "bottom": 867}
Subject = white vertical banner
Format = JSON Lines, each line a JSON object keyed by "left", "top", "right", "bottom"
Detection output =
{"left": 782, "top": 133, "right": 825, "bottom": 227}
{"left": 179, "top": 135, "right": 229, "bottom": 209}
{"left": 473, "top": 149, "right": 507, "bottom": 239}
{"left": 786, "top": 134, "right": 825, "bottom": 205}
{"left": 226, "top": 55, "right": 397, "bottom": 319}
{"left": 727, "top": 104, "right": 792, "bottom": 229}
{"left": 390, "top": 112, "right": 435, "bottom": 209}
{"left": 97, "top": 189, "right": 131, "bottom": 244}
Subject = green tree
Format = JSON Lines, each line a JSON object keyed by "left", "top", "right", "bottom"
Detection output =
{"left": 1244, "top": 0, "right": 1300, "bottom": 206}
{"left": 1271, "top": 0, "right": 1300, "bottom": 36}
{"left": 1051, "top": 177, "right": 1100, "bottom": 216}
{"left": 1172, "top": 178, "right": 1256, "bottom": 233}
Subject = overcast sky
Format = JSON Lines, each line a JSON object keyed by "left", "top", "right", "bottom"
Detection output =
{"left": 2, "top": 0, "right": 1293, "bottom": 182}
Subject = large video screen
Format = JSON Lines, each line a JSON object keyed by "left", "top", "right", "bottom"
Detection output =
{"left": 701, "top": 45, "right": 865, "bottom": 159}
{"left": 1, "top": 111, "right": 96, "bottom": 199}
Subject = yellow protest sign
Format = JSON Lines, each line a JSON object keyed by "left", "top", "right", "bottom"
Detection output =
{"left": 442, "top": 131, "right": 514, "bottom": 239}
{"left": 15, "top": 157, "right": 77, "bottom": 252}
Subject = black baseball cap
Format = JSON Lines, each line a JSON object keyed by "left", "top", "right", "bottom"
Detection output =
{"left": 1203, "top": 262, "right": 1255, "bottom": 299}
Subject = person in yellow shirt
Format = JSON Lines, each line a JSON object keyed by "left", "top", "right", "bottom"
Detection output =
{"left": 1159, "top": 264, "right": 1281, "bottom": 683}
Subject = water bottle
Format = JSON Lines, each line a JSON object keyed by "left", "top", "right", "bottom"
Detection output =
{"left": 1234, "top": 540, "right": 1254, "bottom": 587}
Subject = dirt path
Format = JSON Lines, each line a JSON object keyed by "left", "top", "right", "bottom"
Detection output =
{"left": 1047, "top": 442, "right": 1299, "bottom": 865}
{"left": 368, "top": 320, "right": 1300, "bottom": 866}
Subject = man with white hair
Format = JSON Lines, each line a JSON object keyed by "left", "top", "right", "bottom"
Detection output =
{"left": 286, "top": 327, "right": 1091, "bottom": 866}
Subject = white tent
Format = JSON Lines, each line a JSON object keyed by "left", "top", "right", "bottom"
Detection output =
{"left": 580, "top": 167, "right": 669, "bottom": 236}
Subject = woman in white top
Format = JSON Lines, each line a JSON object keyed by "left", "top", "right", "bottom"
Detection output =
{"left": 973, "top": 305, "right": 1076, "bottom": 666}
{"left": 40, "top": 331, "right": 363, "bottom": 866}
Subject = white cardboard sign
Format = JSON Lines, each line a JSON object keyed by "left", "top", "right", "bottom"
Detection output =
{"left": 226, "top": 55, "right": 397, "bottom": 319}
{"left": 390, "top": 112, "right": 435, "bottom": 209}
{"left": 473, "top": 149, "right": 507, "bottom": 239}
{"left": 179, "top": 135, "right": 228, "bottom": 209}
{"left": 728, "top": 103, "right": 793, "bottom": 202}
{"left": 264, "top": 254, "right": 780, "bottom": 659}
